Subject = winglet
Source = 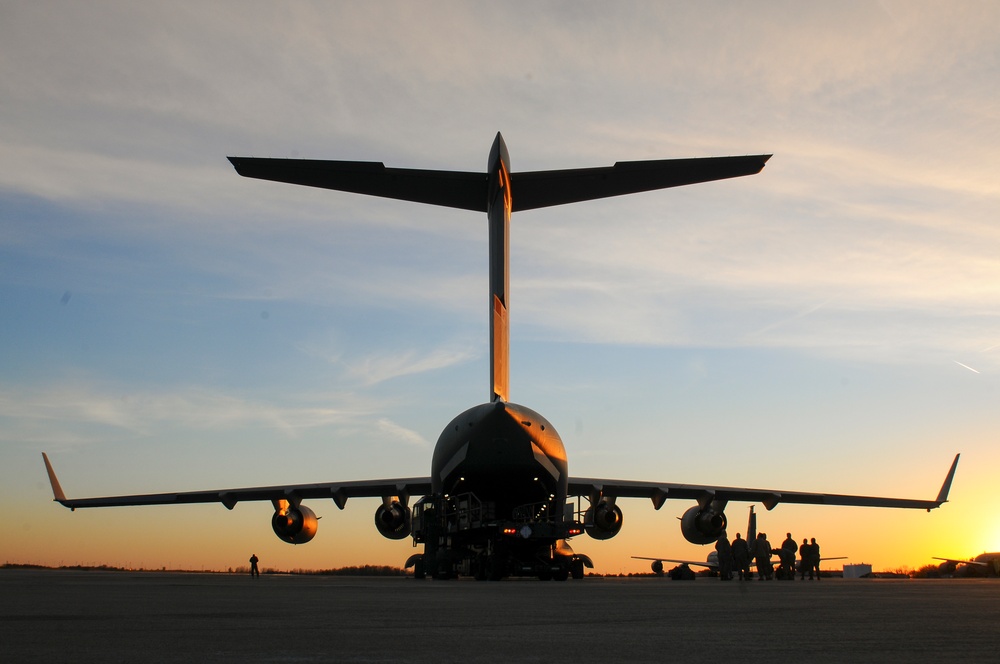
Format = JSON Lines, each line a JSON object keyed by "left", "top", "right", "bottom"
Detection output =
{"left": 41, "top": 453, "right": 69, "bottom": 505}
{"left": 934, "top": 453, "right": 960, "bottom": 507}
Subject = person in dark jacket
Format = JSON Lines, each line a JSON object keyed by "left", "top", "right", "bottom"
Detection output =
{"left": 808, "top": 538, "right": 821, "bottom": 580}
{"left": 715, "top": 533, "right": 734, "bottom": 580}
{"left": 798, "top": 538, "right": 810, "bottom": 580}
{"left": 732, "top": 533, "right": 752, "bottom": 580}
{"left": 753, "top": 533, "right": 773, "bottom": 580}
{"left": 249, "top": 553, "right": 260, "bottom": 578}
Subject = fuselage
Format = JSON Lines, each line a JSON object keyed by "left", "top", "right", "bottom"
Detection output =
{"left": 426, "top": 134, "right": 570, "bottom": 523}
{"left": 430, "top": 400, "right": 569, "bottom": 520}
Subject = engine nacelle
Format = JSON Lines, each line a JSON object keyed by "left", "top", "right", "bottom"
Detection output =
{"left": 680, "top": 504, "right": 727, "bottom": 545}
{"left": 585, "top": 501, "right": 623, "bottom": 540}
{"left": 375, "top": 502, "right": 412, "bottom": 540}
{"left": 271, "top": 503, "right": 318, "bottom": 544}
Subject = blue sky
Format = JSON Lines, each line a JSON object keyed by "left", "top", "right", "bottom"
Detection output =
{"left": 3, "top": 1, "right": 999, "bottom": 573}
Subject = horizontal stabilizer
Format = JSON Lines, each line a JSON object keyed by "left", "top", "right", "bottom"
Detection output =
{"left": 228, "top": 157, "right": 488, "bottom": 212}
{"left": 228, "top": 153, "right": 771, "bottom": 214}
{"left": 510, "top": 154, "right": 771, "bottom": 211}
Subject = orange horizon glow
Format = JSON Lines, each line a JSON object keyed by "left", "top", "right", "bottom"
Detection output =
{"left": 9, "top": 475, "right": 990, "bottom": 576}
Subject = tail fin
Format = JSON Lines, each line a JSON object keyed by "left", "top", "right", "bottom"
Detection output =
{"left": 746, "top": 505, "right": 757, "bottom": 544}
{"left": 229, "top": 137, "right": 770, "bottom": 406}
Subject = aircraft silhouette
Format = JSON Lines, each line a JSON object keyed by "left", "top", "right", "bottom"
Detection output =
{"left": 43, "top": 133, "right": 959, "bottom": 581}
{"left": 633, "top": 506, "right": 846, "bottom": 577}
{"left": 933, "top": 553, "right": 1000, "bottom": 576}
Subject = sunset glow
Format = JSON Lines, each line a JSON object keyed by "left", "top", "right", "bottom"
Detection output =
{"left": 3, "top": 2, "right": 1000, "bottom": 575}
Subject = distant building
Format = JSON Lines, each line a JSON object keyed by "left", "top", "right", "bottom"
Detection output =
{"left": 843, "top": 563, "right": 873, "bottom": 578}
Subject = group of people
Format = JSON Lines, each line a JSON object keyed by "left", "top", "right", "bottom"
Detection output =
{"left": 715, "top": 532, "right": 822, "bottom": 580}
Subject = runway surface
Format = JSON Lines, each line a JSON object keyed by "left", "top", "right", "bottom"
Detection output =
{"left": 2, "top": 569, "right": 997, "bottom": 663}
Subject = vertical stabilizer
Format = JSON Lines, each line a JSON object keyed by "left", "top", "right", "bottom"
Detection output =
{"left": 492, "top": 295, "right": 509, "bottom": 401}
{"left": 487, "top": 133, "right": 511, "bottom": 402}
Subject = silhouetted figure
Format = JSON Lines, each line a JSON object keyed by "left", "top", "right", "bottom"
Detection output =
{"left": 732, "top": 533, "right": 752, "bottom": 580}
{"left": 249, "top": 553, "right": 260, "bottom": 578}
{"left": 809, "top": 538, "right": 821, "bottom": 580}
{"left": 777, "top": 532, "right": 797, "bottom": 580}
{"left": 753, "top": 533, "right": 773, "bottom": 580}
{"left": 668, "top": 563, "right": 696, "bottom": 580}
{"left": 774, "top": 546, "right": 796, "bottom": 580}
{"left": 798, "top": 538, "right": 810, "bottom": 580}
{"left": 715, "top": 533, "right": 734, "bottom": 580}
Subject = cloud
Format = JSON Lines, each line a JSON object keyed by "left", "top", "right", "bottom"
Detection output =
{"left": 375, "top": 418, "right": 430, "bottom": 448}
{"left": 0, "top": 382, "right": 374, "bottom": 447}
{"left": 341, "top": 346, "right": 479, "bottom": 387}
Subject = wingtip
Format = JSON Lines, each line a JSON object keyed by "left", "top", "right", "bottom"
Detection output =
{"left": 934, "top": 453, "right": 961, "bottom": 506}
{"left": 41, "top": 453, "right": 68, "bottom": 504}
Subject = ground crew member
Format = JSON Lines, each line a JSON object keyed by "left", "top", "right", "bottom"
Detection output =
{"left": 753, "top": 533, "right": 773, "bottom": 580}
{"left": 809, "top": 537, "right": 820, "bottom": 581}
{"left": 798, "top": 538, "right": 810, "bottom": 580}
{"left": 715, "top": 533, "right": 734, "bottom": 580}
{"left": 249, "top": 553, "right": 260, "bottom": 578}
{"left": 732, "top": 533, "right": 752, "bottom": 580}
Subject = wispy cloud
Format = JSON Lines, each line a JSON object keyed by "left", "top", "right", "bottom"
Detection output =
{"left": 376, "top": 418, "right": 430, "bottom": 448}
{"left": 0, "top": 383, "right": 374, "bottom": 447}
{"left": 342, "top": 346, "right": 479, "bottom": 387}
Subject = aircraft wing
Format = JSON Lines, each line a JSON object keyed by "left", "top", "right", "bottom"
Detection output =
{"left": 227, "top": 154, "right": 771, "bottom": 214}
{"left": 632, "top": 555, "right": 716, "bottom": 569}
{"left": 42, "top": 453, "right": 430, "bottom": 511}
{"left": 568, "top": 453, "right": 959, "bottom": 512}
{"left": 932, "top": 557, "right": 988, "bottom": 567}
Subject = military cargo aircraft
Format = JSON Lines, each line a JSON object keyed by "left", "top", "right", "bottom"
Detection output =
{"left": 44, "top": 133, "right": 959, "bottom": 581}
{"left": 933, "top": 553, "right": 1000, "bottom": 575}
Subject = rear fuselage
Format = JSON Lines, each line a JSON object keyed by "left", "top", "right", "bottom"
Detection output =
{"left": 431, "top": 400, "right": 568, "bottom": 518}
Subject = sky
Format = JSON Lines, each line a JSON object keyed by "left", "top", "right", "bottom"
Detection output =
{"left": 2, "top": 1, "right": 999, "bottom": 575}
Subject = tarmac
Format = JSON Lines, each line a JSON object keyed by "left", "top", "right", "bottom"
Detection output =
{"left": 2, "top": 569, "right": 998, "bottom": 663}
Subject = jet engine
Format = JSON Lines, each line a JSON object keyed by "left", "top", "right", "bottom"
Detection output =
{"left": 585, "top": 499, "right": 623, "bottom": 540}
{"left": 680, "top": 504, "right": 727, "bottom": 545}
{"left": 374, "top": 501, "right": 412, "bottom": 540}
{"left": 271, "top": 502, "right": 318, "bottom": 544}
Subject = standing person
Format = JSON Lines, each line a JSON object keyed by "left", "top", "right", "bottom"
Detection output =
{"left": 781, "top": 533, "right": 797, "bottom": 561}
{"left": 715, "top": 533, "right": 734, "bottom": 580}
{"left": 809, "top": 538, "right": 821, "bottom": 580}
{"left": 753, "top": 533, "right": 773, "bottom": 580}
{"left": 798, "top": 538, "right": 810, "bottom": 580}
{"left": 732, "top": 533, "right": 752, "bottom": 580}
{"left": 780, "top": 533, "right": 797, "bottom": 580}
{"left": 249, "top": 553, "right": 260, "bottom": 578}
